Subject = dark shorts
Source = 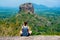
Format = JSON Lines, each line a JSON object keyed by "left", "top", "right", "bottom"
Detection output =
{"left": 21, "top": 33, "right": 30, "bottom": 36}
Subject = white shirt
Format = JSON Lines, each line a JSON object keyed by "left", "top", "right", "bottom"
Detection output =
{"left": 22, "top": 25, "right": 29, "bottom": 29}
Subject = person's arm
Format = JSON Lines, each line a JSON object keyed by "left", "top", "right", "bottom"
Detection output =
{"left": 20, "top": 26, "right": 23, "bottom": 34}
{"left": 28, "top": 26, "right": 32, "bottom": 34}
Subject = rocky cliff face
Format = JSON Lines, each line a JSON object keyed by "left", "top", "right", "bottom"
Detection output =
{"left": 19, "top": 3, "right": 34, "bottom": 14}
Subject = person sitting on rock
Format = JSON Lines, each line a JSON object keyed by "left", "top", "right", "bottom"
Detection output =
{"left": 20, "top": 22, "right": 32, "bottom": 36}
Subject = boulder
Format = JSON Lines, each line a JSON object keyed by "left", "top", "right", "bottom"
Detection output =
{"left": 19, "top": 3, "right": 34, "bottom": 14}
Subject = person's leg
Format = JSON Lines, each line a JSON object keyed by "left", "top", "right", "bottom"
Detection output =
{"left": 27, "top": 33, "right": 30, "bottom": 36}
{"left": 20, "top": 31, "right": 23, "bottom": 36}
{"left": 20, "top": 34, "right": 23, "bottom": 36}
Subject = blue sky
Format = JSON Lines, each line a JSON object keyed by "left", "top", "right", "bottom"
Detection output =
{"left": 0, "top": 0, "right": 60, "bottom": 7}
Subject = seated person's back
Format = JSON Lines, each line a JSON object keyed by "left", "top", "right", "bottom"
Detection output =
{"left": 20, "top": 22, "right": 32, "bottom": 36}
{"left": 22, "top": 25, "right": 29, "bottom": 36}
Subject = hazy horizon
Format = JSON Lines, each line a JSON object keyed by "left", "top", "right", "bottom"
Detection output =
{"left": 0, "top": 0, "right": 60, "bottom": 8}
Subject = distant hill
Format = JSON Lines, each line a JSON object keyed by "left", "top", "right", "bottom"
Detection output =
{"left": 33, "top": 3, "right": 49, "bottom": 10}
{"left": 32, "top": 3, "right": 60, "bottom": 16}
{"left": 33, "top": 3, "right": 60, "bottom": 12}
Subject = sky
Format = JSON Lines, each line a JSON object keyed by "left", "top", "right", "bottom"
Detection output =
{"left": 0, "top": 0, "right": 60, "bottom": 8}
